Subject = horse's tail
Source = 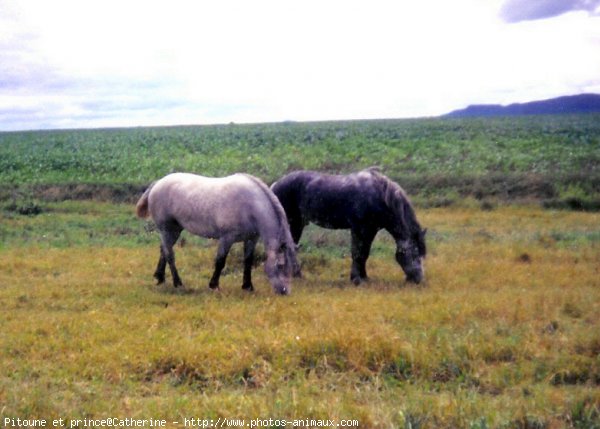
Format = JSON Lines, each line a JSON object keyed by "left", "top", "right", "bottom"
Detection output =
{"left": 135, "top": 182, "right": 156, "bottom": 218}
{"left": 245, "top": 174, "right": 300, "bottom": 276}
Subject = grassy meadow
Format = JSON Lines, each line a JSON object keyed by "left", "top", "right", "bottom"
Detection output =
{"left": 1, "top": 115, "right": 599, "bottom": 428}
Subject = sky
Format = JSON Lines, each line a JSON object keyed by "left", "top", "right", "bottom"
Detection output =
{"left": 1, "top": 0, "right": 599, "bottom": 131}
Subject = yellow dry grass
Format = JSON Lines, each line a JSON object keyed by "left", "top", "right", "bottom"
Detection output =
{"left": 0, "top": 205, "right": 599, "bottom": 428}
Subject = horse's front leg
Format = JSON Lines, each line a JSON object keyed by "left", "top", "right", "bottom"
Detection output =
{"left": 350, "top": 228, "right": 377, "bottom": 285}
{"left": 242, "top": 237, "right": 258, "bottom": 291}
{"left": 209, "top": 236, "right": 235, "bottom": 290}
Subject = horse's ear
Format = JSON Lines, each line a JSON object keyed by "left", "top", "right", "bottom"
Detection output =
{"left": 422, "top": 228, "right": 427, "bottom": 236}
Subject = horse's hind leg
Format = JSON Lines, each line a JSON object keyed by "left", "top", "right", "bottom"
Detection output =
{"left": 242, "top": 237, "right": 258, "bottom": 291}
{"left": 285, "top": 217, "right": 305, "bottom": 278}
{"left": 209, "top": 236, "right": 235, "bottom": 290}
{"left": 159, "top": 222, "right": 183, "bottom": 287}
{"left": 153, "top": 246, "right": 167, "bottom": 284}
{"left": 289, "top": 217, "right": 306, "bottom": 244}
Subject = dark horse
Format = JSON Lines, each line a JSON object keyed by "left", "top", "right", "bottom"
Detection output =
{"left": 271, "top": 168, "right": 427, "bottom": 284}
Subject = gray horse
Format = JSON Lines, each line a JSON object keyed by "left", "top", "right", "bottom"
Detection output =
{"left": 136, "top": 172, "right": 298, "bottom": 295}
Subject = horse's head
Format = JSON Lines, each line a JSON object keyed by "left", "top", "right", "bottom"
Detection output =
{"left": 395, "top": 228, "right": 427, "bottom": 284}
{"left": 264, "top": 242, "right": 294, "bottom": 295}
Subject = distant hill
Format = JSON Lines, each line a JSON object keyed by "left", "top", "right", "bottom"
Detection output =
{"left": 445, "top": 93, "right": 600, "bottom": 118}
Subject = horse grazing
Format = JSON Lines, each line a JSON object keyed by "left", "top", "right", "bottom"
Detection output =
{"left": 136, "top": 172, "right": 298, "bottom": 295}
{"left": 271, "top": 168, "right": 427, "bottom": 285}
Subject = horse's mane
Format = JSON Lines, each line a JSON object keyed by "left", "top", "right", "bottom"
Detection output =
{"left": 367, "top": 168, "right": 426, "bottom": 255}
{"left": 242, "top": 174, "right": 298, "bottom": 271}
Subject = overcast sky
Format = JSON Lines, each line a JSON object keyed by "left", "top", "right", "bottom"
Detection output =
{"left": 1, "top": 0, "right": 599, "bottom": 131}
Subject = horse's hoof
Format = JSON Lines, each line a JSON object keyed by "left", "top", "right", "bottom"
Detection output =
{"left": 209, "top": 286, "right": 221, "bottom": 292}
{"left": 242, "top": 284, "right": 254, "bottom": 292}
{"left": 351, "top": 276, "right": 361, "bottom": 286}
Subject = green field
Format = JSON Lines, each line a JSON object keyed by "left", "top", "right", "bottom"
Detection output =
{"left": 1, "top": 116, "right": 599, "bottom": 428}
{"left": 1, "top": 114, "right": 599, "bottom": 207}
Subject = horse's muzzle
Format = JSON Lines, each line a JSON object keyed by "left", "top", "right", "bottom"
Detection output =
{"left": 405, "top": 271, "right": 423, "bottom": 285}
{"left": 276, "top": 286, "right": 290, "bottom": 295}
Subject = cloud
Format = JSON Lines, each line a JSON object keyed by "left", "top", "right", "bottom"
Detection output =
{"left": 500, "top": 0, "right": 600, "bottom": 23}
{"left": 1, "top": 0, "right": 600, "bottom": 130}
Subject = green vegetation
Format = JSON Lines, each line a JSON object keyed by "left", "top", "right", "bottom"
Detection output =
{"left": 1, "top": 114, "right": 599, "bottom": 206}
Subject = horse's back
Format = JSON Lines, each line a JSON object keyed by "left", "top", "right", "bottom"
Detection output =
{"left": 273, "top": 169, "right": 385, "bottom": 229}
{"left": 149, "top": 172, "right": 242, "bottom": 214}
{"left": 148, "top": 173, "right": 263, "bottom": 238}
{"left": 308, "top": 171, "right": 382, "bottom": 228}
